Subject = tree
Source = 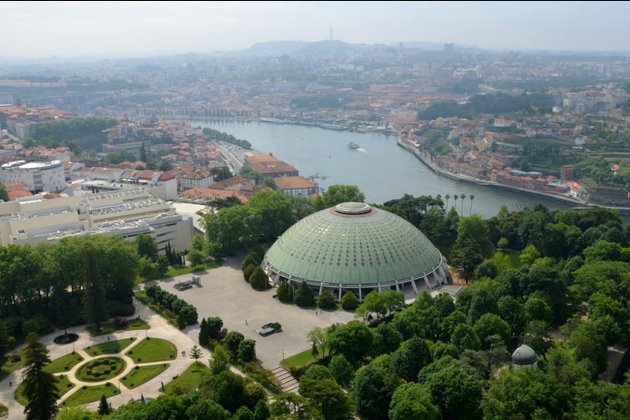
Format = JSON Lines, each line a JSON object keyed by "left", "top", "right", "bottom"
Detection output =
{"left": 238, "top": 339, "right": 257, "bottom": 362}
{"left": 204, "top": 370, "right": 247, "bottom": 412}
{"left": 135, "top": 234, "right": 158, "bottom": 261}
{"left": 294, "top": 281, "right": 315, "bottom": 307}
{"left": 210, "top": 345, "right": 230, "bottom": 374}
{"left": 388, "top": 337, "right": 432, "bottom": 382}
{"left": 317, "top": 291, "right": 337, "bottom": 309}
{"left": 321, "top": 185, "right": 365, "bottom": 207}
{"left": 224, "top": 331, "right": 245, "bottom": 357}
{"left": 57, "top": 406, "right": 100, "bottom": 420}
{"left": 0, "top": 182, "right": 8, "bottom": 202}
{"left": 351, "top": 363, "right": 398, "bottom": 420}
{"left": 189, "top": 344, "right": 202, "bottom": 362}
{"left": 388, "top": 383, "right": 440, "bottom": 420}
{"left": 450, "top": 324, "right": 481, "bottom": 351}
{"left": 329, "top": 354, "right": 355, "bottom": 387}
{"left": 253, "top": 400, "right": 271, "bottom": 420}
{"left": 451, "top": 228, "right": 484, "bottom": 281}
{"left": 269, "top": 393, "right": 323, "bottom": 420}
{"left": 247, "top": 189, "right": 296, "bottom": 241}
{"left": 241, "top": 253, "right": 262, "bottom": 271}
{"left": 187, "top": 235, "right": 206, "bottom": 267}
{"left": 199, "top": 318, "right": 209, "bottom": 347}
{"left": 232, "top": 407, "right": 255, "bottom": 420}
{"left": 301, "top": 378, "right": 354, "bottom": 420}
{"left": 419, "top": 356, "right": 483, "bottom": 420}
{"left": 22, "top": 334, "right": 59, "bottom": 420}
{"left": 185, "top": 399, "right": 231, "bottom": 420}
{"left": 99, "top": 395, "right": 111, "bottom": 415}
{"left": 328, "top": 321, "right": 374, "bottom": 363}
{"left": 82, "top": 244, "right": 107, "bottom": 331}
{"left": 307, "top": 327, "right": 329, "bottom": 357}
{"left": 341, "top": 291, "right": 359, "bottom": 311}
{"left": 357, "top": 291, "right": 405, "bottom": 321}
{"left": 249, "top": 267, "right": 269, "bottom": 291}
{"left": 473, "top": 313, "right": 512, "bottom": 348}
{"left": 206, "top": 317, "right": 223, "bottom": 339}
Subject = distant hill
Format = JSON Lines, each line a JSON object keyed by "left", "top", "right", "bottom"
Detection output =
{"left": 214, "top": 40, "right": 394, "bottom": 58}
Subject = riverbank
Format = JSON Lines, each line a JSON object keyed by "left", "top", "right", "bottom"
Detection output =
{"left": 395, "top": 139, "right": 598, "bottom": 209}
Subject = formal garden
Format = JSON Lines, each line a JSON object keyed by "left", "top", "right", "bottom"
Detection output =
{"left": 15, "top": 336, "right": 178, "bottom": 407}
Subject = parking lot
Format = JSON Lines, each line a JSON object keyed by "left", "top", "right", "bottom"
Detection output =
{"left": 152, "top": 257, "right": 356, "bottom": 368}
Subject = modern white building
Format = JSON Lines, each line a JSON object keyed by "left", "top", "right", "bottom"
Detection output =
{"left": 0, "top": 188, "right": 192, "bottom": 253}
{"left": 0, "top": 160, "right": 65, "bottom": 193}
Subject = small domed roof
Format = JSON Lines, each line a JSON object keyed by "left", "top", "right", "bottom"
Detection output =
{"left": 512, "top": 344, "right": 537, "bottom": 365}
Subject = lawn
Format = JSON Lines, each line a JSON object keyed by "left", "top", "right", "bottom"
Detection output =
{"left": 84, "top": 338, "right": 136, "bottom": 356}
{"left": 88, "top": 318, "right": 151, "bottom": 337}
{"left": 0, "top": 349, "right": 27, "bottom": 381}
{"left": 163, "top": 362, "right": 210, "bottom": 395}
{"left": 76, "top": 357, "right": 126, "bottom": 382}
{"left": 281, "top": 347, "right": 323, "bottom": 371}
{"left": 121, "top": 363, "right": 169, "bottom": 389}
{"left": 44, "top": 352, "right": 84, "bottom": 374}
{"left": 61, "top": 383, "right": 120, "bottom": 406}
{"left": 15, "top": 374, "right": 75, "bottom": 406}
{"left": 126, "top": 338, "right": 177, "bottom": 363}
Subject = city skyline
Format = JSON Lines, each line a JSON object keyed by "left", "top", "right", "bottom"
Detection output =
{"left": 1, "top": 1, "right": 630, "bottom": 59}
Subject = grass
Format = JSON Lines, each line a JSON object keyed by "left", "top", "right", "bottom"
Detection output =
{"left": 126, "top": 338, "right": 177, "bottom": 363}
{"left": 15, "top": 374, "right": 75, "bottom": 406}
{"left": 163, "top": 261, "right": 221, "bottom": 279}
{"left": 61, "top": 383, "right": 120, "bottom": 406}
{"left": 88, "top": 318, "right": 151, "bottom": 337}
{"left": 281, "top": 347, "right": 323, "bottom": 371}
{"left": 0, "top": 349, "right": 27, "bottom": 381}
{"left": 76, "top": 357, "right": 126, "bottom": 382}
{"left": 121, "top": 363, "right": 169, "bottom": 389}
{"left": 163, "top": 362, "right": 210, "bottom": 395}
{"left": 44, "top": 352, "right": 84, "bottom": 374}
{"left": 84, "top": 338, "right": 136, "bottom": 356}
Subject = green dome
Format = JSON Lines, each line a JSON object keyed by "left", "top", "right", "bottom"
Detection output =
{"left": 264, "top": 203, "right": 443, "bottom": 286}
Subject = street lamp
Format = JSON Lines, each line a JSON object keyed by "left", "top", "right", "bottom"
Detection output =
{"left": 282, "top": 348, "right": 285, "bottom": 360}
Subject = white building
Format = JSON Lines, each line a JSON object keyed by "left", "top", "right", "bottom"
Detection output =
{"left": 0, "top": 160, "right": 65, "bottom": 193}
{"left": 0, "top": 189, "right": 192, "bottom": 253}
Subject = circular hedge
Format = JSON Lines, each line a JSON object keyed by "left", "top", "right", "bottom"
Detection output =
{"left": 76, "top": 357, "right": 126, "bottom": 382}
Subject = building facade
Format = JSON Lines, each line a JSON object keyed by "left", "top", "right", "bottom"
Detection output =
{"left": 0, "top": 160, "right": 65, "bottom": 193}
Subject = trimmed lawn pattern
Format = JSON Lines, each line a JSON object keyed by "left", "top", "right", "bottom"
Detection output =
{"left": 126, "top": 338, "right": 176, "bottom": 363}
{"left": 44, "top": 352, "right": 84, "bottom": 374}
{"left": 121, "top": 363, "right": 169, "bottom": 389}
{"left": 62, "top": 383, "right": 120, "bottom": 406}
{"left": 84, "top": 338, "right": 135, "bottom": 356}
{"left": 164, "top": 362, "right": 210, "bottom": 395}
{"left": 76, "top": 357, "right": 126, "bottom": 382}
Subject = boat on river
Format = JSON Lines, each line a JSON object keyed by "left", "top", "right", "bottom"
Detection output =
{"left": 348, "top": 142, "right": 360, "bottom": 149}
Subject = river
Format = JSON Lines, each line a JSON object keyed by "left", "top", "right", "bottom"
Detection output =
{"left": 191, "top": 120, "right": 573, "bottom": 218}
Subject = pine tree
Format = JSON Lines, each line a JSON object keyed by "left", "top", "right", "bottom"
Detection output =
{"left": 190, "top": 345, "right": 203, "bottom": 362}
{"left": 98, "top": 395, "right": 111, "bottom": 415}
{"left": 199, "top": 318, "right": 209, "bottom": 347}
{"left": 277, "top": 280, "right": 292, "bottom": 303}
{"left": 23, "top": 334, "right": 58, "bottom": 420}
{"left": 294, "top": 281, "right": 315, "bottom": 307}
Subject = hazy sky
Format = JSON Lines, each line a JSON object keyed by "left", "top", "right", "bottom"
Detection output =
{"left": 2, "top": 1, "right": 629, "bottom": 59}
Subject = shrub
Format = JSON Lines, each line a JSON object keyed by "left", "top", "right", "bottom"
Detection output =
{"left": 294, "top": 281, "right": 315, "bottom": 307}
{"left": 238, "top": 339, "right": 257, "bottom": 362}
{"left": 113, "top": 317, "right": 128, "bottom": 329}
{"left": 10, "top": 353, "right": 20, "bottom": 363}
{"left": 341, "top": 291, "right": 359, "bottom": 311}
{"left": 243, "top": 264, "right": 256, "bottom": 282}
{"left": 249, "top": 267, "right": 269, "bottom": 291}
{"left": 207, "top": 317, "right": 223, "bottom": 339}
{"left": 317, "top": 291, "right": 337, "bottom": 309}
{"left": 241, "top": 253, "right": 262, "bottom": 271}
{"left": 224, "top": 331, "right": 245, "bottom": 357}
{"left": 277, "top": 280, "right": 293, "bottom": 303}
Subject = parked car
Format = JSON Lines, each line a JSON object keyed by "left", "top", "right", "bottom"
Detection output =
{"left": 258, "top": 322, "right": 282, "bottom": 336}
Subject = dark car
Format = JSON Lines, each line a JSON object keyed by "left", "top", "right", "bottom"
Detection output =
{"left": 258, "top": 322, "right": 282, "bottom": 336}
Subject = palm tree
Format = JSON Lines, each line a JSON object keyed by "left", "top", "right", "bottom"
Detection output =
{"left": 460, "top": 194, "right": 466, "bottom": 215}
{"left": 469, "top": 194, "right": 475, "bottom": 215}
{"left": 435, "top": 194, "right": 442, "bottom": 209}
{"left": 445, "top": 194, "right": 450, "bottom": 210}
{"left": 453, "top": 194, "right": 459, "bottom": 214}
